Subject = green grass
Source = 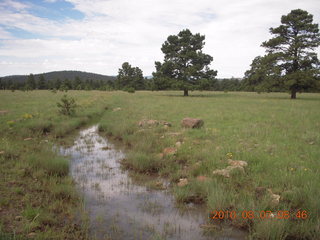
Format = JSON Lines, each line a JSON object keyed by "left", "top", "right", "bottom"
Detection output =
{"left": 1, "top": 90, "right": 319, "bottom": 239}
{"left": 0, "top": 90, "right": 110, "bottom": 239}
{"left": 97, "top": 90, "right": 320, "bottom": 239}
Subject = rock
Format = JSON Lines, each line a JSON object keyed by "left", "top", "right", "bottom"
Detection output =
{"left": 177, "top": 178, "right": 188, "bottom": 187}
{"left": 162, "top": 121, "right": 172, "bottom": 127}
{"left": 268, "top": 189, "right": 280, "bottom": 206}
{"left": 196, "top": 175, "right": 209, "bottom": 182}
{"left": 23, "top": 138, "right": 33, "bottom": 141}
{"left": 15, "top": 216, "right": 23, "bottom": 221}
{"left": 181, "top": 118, "right": 204, "bottom": 128}
{"left": 175, "top": 141, "right": 182, "bottom": 148}
{"left": 212, "top": 165, "right": 244, "bottom": 178}
{"left": 138, "top": 120, "right": 171, "bottom": 128}
{"left": 112, "top": 107, "right": 122, "bottom": 112}
{"left": 27, "top": 232, "right": 36, "bottom": 238}
{"left": 0, "top": 151, "right": 4, "bottom": 155}
{"left": 163, "top": 147, "right": 177, "bottom": 156}
{"left": 227, "top": 159, "right": 248, "bottom": 167}
{"left": 212, "top": 169, "right": 230, "bottom": 178}
{"left": 138, "top": 119, "right": 159, "bottom": 127}
{"left": 226, "top": 165, "right": 245, "bottom": 173}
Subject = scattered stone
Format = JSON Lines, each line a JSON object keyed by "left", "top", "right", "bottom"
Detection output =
{"left": 175, "top": 141, "right": 182, "bottom": 148}
{"left": 268, "top": 189, "right": 280, "bottom": 206}
{"left": 138, "top": 119, "right": 172, "bottom": 128}
{"left": 160, "top": 135, "right": 165, "bottom": 139}
{"left": 138, "top": 119, "right": 159, "bottom": 127}
{"left": 27, "top": 232, "right": 36, "bottom": 238}
{"left": 177, "top": 178, "right": 188, "bottom": 187}
{"left": 0, "top": 151, "right": 4, "bottom": 155}
{"left": 196, "top": 175, "right": 209, "bottom": 182}
{"left": 181, "top": 118, "right": 204, "bottom": 128}
{"left": 15, "top": 216, "right": 23, "bottom": 221}
{"left": 212, "top": 169, "right": 230, "bottom": 178}
{"left": 226, "top": 165, "right": 245, "bottom": 173}
{"left": 163, "top": 121, "right": 171, "bottom": 126}
{"left": 23, "top": 138, "right": 33, "bottom": 141}
{"left": 112, "top": 107, "right": 122, "bottom": 112}
{"left": 227, "top": 159, "right": 248, "bottom": 167}
{"left": 163, "top": 147, "right": 177, "bottom": 156}
{"left": 212, "top": 165, "right": 245, "bottom": 178}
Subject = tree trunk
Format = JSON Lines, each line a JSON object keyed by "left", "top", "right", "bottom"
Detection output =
{"left": 291, "top": 90, "right": 297, "bottom": 99}
{"left": 183, "top": 89, "right": 188, "bottom": 96}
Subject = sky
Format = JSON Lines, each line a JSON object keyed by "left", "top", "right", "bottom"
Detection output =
{"left": 0, "top": 0, "right": 319, "bottom": 78}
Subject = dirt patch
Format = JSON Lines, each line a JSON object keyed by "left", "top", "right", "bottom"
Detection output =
{"left": 0, "top": 110, "right": 9, "bottom": 115}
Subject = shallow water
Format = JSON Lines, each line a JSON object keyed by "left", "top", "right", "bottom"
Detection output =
{"left": 60, "top": 126, "right": 246, "bottom": 240}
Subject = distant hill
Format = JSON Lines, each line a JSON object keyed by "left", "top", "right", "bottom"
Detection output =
{"left": 1, "top": 70, "right": 116, "bottom": 83}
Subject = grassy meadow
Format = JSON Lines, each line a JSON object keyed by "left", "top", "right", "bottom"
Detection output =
{"left": 0, "top": 90, "right": 110, "bottom": 239}
{"left": 0, "top": 90, "right": 319, "bottom": 239}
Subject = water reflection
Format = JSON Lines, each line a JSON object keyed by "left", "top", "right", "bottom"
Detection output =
{"left": 60, "top": 126, "right": 246, "bottom": 240}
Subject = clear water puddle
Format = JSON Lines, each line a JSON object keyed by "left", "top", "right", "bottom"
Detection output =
{"left": 60, "top": 126, "right": 246, "bottom": 240}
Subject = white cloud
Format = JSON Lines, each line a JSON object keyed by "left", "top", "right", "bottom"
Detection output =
{"left": 0, "top": 0, "right": 319, "bottom": 77}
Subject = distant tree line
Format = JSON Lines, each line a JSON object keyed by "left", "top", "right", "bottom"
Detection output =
{"left": 1, "top": 9, "right": 319, "bottom": 98}
{"left": 0, "top": 74, "right": 115, "bottom": 91}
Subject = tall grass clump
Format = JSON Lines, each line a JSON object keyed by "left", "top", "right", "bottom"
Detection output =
{"left": 28, "top": 153, "right": 69, "bottom": 177}
{"left": 125, "top": 151, "right": 162, "bottom": 173}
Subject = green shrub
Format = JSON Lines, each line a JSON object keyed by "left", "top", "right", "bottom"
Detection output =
{"left": 57, "top": 95, "right": 77, "bottom": 116}
{"left": 125, "top": 87, "right": 135, "bottom": 93}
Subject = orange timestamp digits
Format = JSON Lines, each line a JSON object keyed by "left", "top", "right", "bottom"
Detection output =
{"left": 210, "top": 210, "right": 308, "bottom": 220}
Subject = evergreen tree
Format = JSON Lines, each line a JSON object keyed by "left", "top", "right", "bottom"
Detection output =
{"left": 153, "top": 29, "right": 217, "bottom": 96}
{"left": 116, "top": 62, "right": 144, "bottom": 90}
{"left": 260, "top": 9, "right": 320, "bottom": 98}
{"left": 38, "top": 74, "right": 46, "bottom": 89}
{"left": 26, "top": 74, "right": 36, "bottom": 90}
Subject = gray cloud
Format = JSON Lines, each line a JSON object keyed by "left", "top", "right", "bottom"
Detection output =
{"left": 0, "top": 0, "right": 319, "bottom": 77}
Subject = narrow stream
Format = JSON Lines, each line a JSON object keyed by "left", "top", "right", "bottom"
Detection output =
{"left": 60, "top": 126, "right": 246, "bottom": 240}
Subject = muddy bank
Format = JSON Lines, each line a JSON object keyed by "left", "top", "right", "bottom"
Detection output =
{"left": 60, "top": 126, "right": 246, "bottom": 240}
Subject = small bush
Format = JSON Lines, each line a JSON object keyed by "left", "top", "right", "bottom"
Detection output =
{"left": 57, "top": 95, "right": 77, "bottom": 116}
{"left": 125, "top": 87, "right": 135, "bottom": 93}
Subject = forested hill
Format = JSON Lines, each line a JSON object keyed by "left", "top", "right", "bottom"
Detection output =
{"left": 1, "top": 70, "right": 116, "bottom": 83}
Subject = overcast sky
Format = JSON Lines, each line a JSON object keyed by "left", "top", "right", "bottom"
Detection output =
{"left": 0, "top": 0, "right": 319, "bottom": 78}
